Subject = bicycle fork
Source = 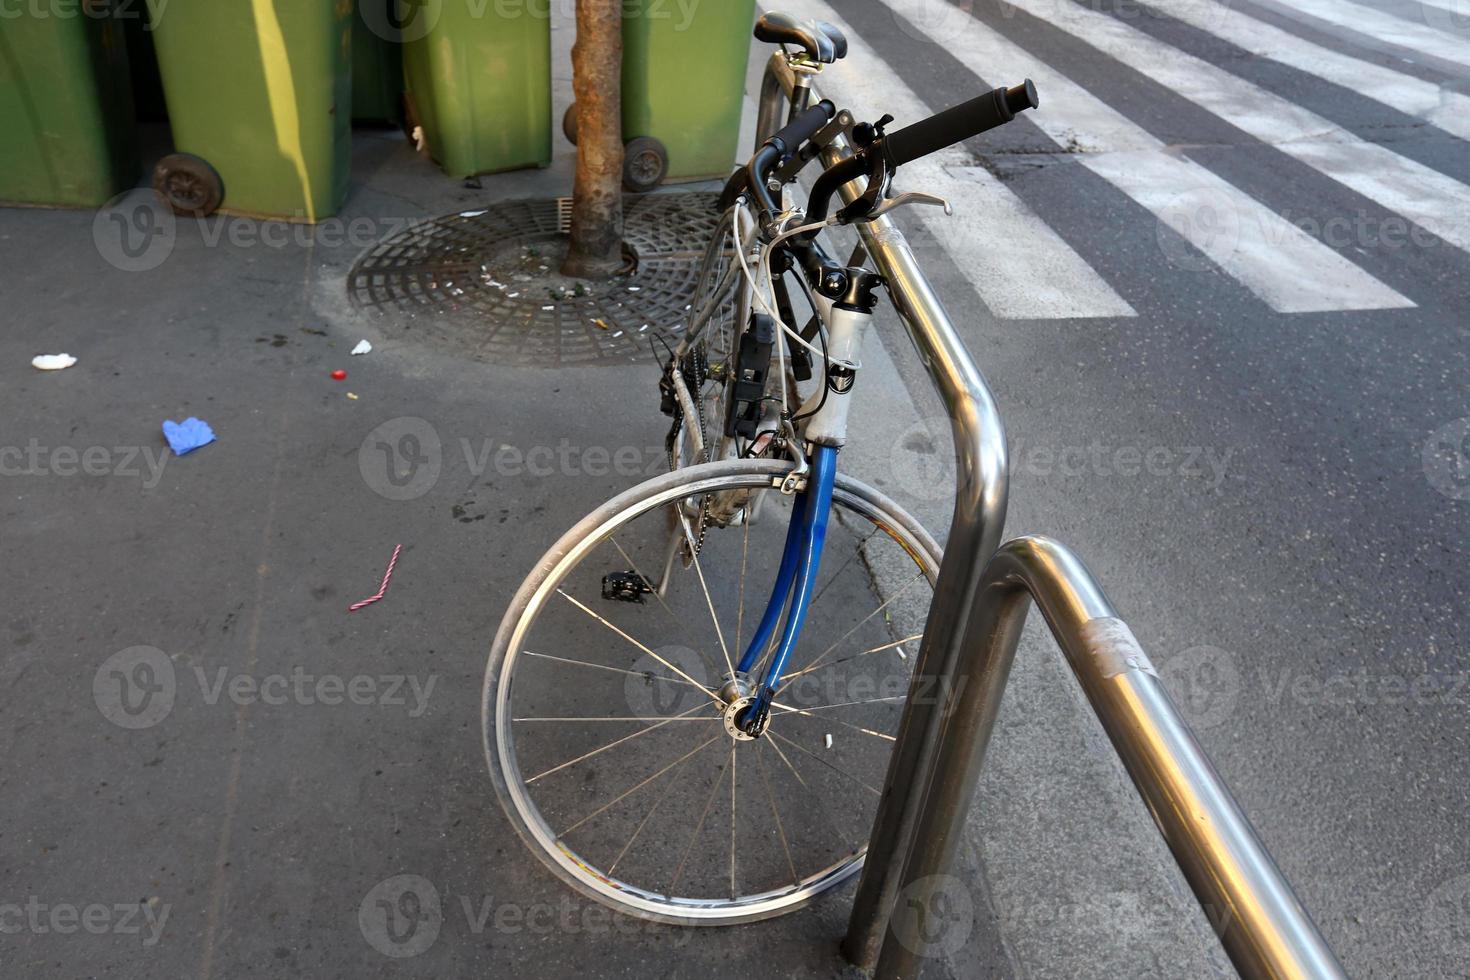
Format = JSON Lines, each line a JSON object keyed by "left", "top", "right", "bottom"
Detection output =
{"left": 732, "top": 444, "right": 839, "bottom": 735}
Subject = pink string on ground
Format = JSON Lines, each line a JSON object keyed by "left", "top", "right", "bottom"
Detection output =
{"left": 348, "top": 544, "right": 403, "bottom": 612}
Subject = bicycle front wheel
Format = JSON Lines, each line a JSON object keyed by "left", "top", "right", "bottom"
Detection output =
{"left": 483, "top": 459, "right": 940, "bottom": 925}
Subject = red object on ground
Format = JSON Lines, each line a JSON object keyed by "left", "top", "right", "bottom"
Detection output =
{"left": 348, "top": 544, "right": 403, "bottom": 613}
{"left": 331, "top": 369, "right": 348, "bottom": 381}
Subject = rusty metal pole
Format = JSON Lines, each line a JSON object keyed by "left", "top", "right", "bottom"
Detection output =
{"left": 562, "top": 0, "right": 625, "bottom": 279}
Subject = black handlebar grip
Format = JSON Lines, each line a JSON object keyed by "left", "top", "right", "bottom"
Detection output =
{"left": 766, "top": 99, "right": 837, "bottom": 157}
{"left": 884, "top": 80, "right": 1038, "bottom": 167}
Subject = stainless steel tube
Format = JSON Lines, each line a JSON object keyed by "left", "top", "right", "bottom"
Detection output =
{"left": 874, "top": 536, "right": 1346, "bottom": 980}
{"left": 757, "top": 56, "right": 1013, "bottom": 967}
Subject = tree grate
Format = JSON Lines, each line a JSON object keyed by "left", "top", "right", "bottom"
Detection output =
{"left": 347, "top": 193, "right": 731, "bottom": 368}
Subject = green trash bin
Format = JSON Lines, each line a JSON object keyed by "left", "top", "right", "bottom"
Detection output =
{"left": 402, "top": 0, "right": 552, "bottom": 178}
{"left": 352, "top": 1, "right": 402, "bottom": 126}
{"left": 621, "top": 0, "right": 756, "bottom": 185}
{"left": 0, "top": 3, "right": 139, "bottom": 207}
{"left": 145, "top": 0, "right": 351, "bottom": 221}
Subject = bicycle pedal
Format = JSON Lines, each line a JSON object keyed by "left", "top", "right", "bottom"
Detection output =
{"left": 602, "top": 570, "right": 654, "bottom": 604}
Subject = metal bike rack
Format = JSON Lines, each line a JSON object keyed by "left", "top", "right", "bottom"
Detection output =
{"left": 757, "top": 54, "right": 1345, "bottom": 980}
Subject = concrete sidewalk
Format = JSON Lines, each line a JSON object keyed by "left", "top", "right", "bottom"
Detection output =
{"left": 0, "top": 10, "right": 1243, "bottom": 980}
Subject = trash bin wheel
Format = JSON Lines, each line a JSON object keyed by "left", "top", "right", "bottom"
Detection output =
{"left": 563, "top": 103, "right": 579, "bottom": 146}
{"left": 152, "top": 153, "right": 224, "bottom": 216}
{"left": 622, "top": 136, "right": 669, "bottom": 193}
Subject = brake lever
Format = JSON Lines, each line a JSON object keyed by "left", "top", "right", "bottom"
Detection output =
{"left": 864, "top": 191, "right": 954, "bottom": 221}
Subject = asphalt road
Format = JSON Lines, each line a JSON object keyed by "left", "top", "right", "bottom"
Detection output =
{"left": 797, "top": 0, "right": 1470, "bottom": 976}
{"left": 3, "top": 1, "right": 1468, "bottom": 978}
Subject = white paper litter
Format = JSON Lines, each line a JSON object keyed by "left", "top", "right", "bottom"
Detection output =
{"left": 824, "top": 733, "right": 833, "bottom": 750}
{"left": 350, "top": 340, "right": 373, "bottom": 356}
{"left": 459, "top": 210, "right": 487, "bottom": 218}
{"left": 32, "top": 353, "right": 77, "bottom": 371}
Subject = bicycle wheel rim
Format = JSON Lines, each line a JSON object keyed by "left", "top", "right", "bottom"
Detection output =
{"left": 484, "top": 460, "right": 940, "bottom": 924}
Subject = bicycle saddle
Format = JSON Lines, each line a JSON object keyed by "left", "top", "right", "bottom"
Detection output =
{"left": 754, "top": 12, "right": 849, "bottom": 64}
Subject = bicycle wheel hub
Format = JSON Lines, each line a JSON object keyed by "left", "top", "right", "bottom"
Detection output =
{"left": 719, "top": 674, "right": 764, "bottom": 741}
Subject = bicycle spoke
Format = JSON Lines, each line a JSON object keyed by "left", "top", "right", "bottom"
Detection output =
{"left": 560, "top": 733, "right": 722, "bottom": 837}
{"left": 769, "top": 703, "right": 896, "bottom": 742}
{"left": 514, "top": 716, "right": 719, "bottom": 723}
{"left": 755, "top": 742, "right": 800, "bottom": 887}
{"left": 776, "top": 695, "right": 906, "bottom": 713}
{"left": 523, "top": 649, "right": 696, "bottom": 685}
{"left": 608, "top": 534, "right": 688, "bottom": 631}
{"left": 735, "top": 515, "right": 750, "bottom": 661}
{"left": 607, "top": 735, "right": 716, "bottom": 877}
{"left": 780, "top": 634, "right": 923, "bottom": 683}
{"left": 669, "top": 744, "right": 735, "bottom": 894}
{"left": 778, "top": 572, "right": 927, "bottom": 693}
{"left": 765, "top": 732, "right": 860, "bottom": 852}
{"left": 557, "top": 589, "right": 723, "bottom": 708}
{"left": 769, "top": 730, "right": 883, "bottom": 797}
{"left": 730, "top": 747, "right": 738, "bottom": 899}
{"left": 676, "top": 511, "right": 735, "bottom": 678}
{"left": 808, "top": 526, "right": 881, "bottom": 608}
{"left": 527, "top": 703, "right": 715, "bottom": 784}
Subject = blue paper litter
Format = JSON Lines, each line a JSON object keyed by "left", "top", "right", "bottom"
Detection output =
{"left": 162, "top": 417, "right": 216, "bottom": 456}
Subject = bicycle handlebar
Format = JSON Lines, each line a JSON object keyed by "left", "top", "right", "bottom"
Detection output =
{"left": 724, "top": 81, "right": 1038, "bottom": 235}
{"left": 770, "top": 100, "right": 840, "bottom": 157}
{"left": 885, "top": 81, "right": 1038, "bottom": 167}
{"left": 722, "top": 99, "right": 838, "bottom": 214}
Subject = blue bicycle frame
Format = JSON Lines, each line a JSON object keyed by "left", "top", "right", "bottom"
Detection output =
{"left": 734, "top": 444, "right": 840, "bottom": 718}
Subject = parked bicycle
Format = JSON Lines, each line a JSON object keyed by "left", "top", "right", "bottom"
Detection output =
{"left": 483, "top": 12, "right": 1037, "bottom": 924}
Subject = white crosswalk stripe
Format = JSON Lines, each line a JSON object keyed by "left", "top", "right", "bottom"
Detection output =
{"left": 880, "top": 0, "right": 1414, "bottom": 312}
{"left": 1002, "top": 0, "right": 1470, "bottom": 258}
{"left": 1150, "top": 0, "right": 1470, "bottom": 143}
{"left": 777, "top": 0, "right": 1138, "bottom": 319}
{"left": 1260, "top": 0, "right": 1470, "bottom": 69}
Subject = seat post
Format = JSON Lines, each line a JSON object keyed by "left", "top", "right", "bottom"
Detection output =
{"left": 788, "top": 68, "right": 813, "bottom": 124}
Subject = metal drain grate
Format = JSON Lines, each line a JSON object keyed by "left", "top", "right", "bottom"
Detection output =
{"left": 348, "top": 193, "right": 730, "bottom": 368}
